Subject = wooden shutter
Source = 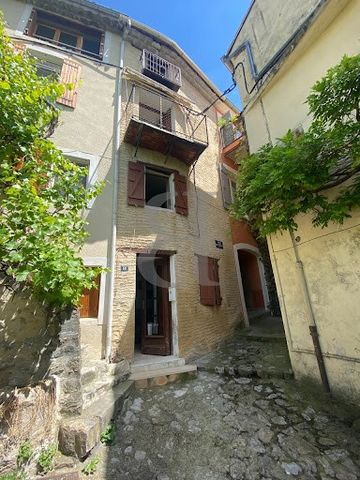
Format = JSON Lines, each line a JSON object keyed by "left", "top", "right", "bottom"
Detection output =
{"left": 198, "top": 256, "right": 221, "bottom": 306}
{"left": 219, "top": 164, "right": 232, "bottom": 210}
{"left": 13, "top": 42, "right": 27, "bottom": 54}
{"left": 198, "top": 256, "right": 215, "bottom": 306}
{"left": 128, "top": 161, "right": 145, "bottom": 207}
{"left": 174, "top": 172, "right": 188, "bottom": 216}
{"left": 24, "top": 8, "right": 37, "bottom": 36}
{"left": 57, "top": 59, "right": 81, "bottom": 109}
{"left": 80, "top": 274, "right": 100, "bottom": 318}
{"left": 210, "top": 257, "right": 222, "bottom": 305}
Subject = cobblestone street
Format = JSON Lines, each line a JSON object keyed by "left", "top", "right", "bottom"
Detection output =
{"left": 90, "top": 330, "right": 360, "bottom": 480}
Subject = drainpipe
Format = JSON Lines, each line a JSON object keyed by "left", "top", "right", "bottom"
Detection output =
{"left": 289, "top": 231, "right": 331, "bottom": 393}
{"left": 105, "top": 17, "right": 132, "bottom": 362}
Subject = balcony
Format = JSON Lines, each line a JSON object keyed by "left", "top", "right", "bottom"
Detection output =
{"left": 142, "top": 50, "right": 182, "bottom": 92}
{"left": 221, "top": 116, "right": 248, "bottom": 162}
{"left": 124, "top": 85, "right": 208, "bottom": 166}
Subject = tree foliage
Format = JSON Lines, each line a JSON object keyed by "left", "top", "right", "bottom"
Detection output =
{"left": 232, "top": 54, "right": 360, "bottom": 236}
{"left": 0, "top": 17, "right": 103, "bottom": 305}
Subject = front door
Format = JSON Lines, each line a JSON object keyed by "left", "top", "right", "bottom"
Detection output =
{"left": 136, "top": 254, "right": 172, "bottom": 355}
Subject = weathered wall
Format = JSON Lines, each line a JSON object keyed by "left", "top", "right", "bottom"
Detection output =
{"left": 0, "top": 277, "right": 60, "bottom": 389}
{"left": 228, "top": 0, "right": 360, "bottom": 402}
{"left": 111, "top": 41, "right": 244, "bottom": 361}
{"left": 0, "top": 380, "right": 58, "bottom": 475}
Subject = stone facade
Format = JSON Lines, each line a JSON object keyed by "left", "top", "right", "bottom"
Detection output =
{"left": 111, "top": 38, "right": 244, "bottom": 361}
{"left": 225, "top": 0, "right": 360, "bottom": 403}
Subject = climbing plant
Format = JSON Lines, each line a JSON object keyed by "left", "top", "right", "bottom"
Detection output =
{"left": 232, "top": 54, "right": 360, "bottom": 236}
{"left": 0, "top": 17, "right": 103, "bottom": 305}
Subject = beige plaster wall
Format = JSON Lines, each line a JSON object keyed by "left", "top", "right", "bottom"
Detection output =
{"left": 111, "top": 42, "right": 243, "bottom": 361}
{"left": 231, "top": 0, "right": 360, "bottom": 402}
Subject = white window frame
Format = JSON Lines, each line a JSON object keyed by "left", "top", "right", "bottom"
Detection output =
{"left": 61, "top": 149, "right": 100, "bottom": 209}
{"left": 144, "top": 167, "right": 175, "bottom": 212}
{"left": 82, "top": 256, "right": 107, "bottom": 325}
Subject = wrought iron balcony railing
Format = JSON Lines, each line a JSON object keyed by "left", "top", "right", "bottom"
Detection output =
{"left": 124, "top": 84, "right": 208, "bottom": 165}
{"left": 142, "top": 50, "right": 182, "bottom": 92}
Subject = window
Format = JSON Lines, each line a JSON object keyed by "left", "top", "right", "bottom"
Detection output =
{"left": 145, "top": 168, "right": 174, "bottom": 209}
{"left": 36, "top": 59, "right": 61, "bottom": 80}
{"left": 17, "top": 42, "right": 82, "bottom": 109}
{"left": 25, "top": 9, "right": 104, "bottom": 59}
{"left": 138, "top": 89, "right": 172, "bottom": 132}
{"left": 197, "top": 255, "right": 222, "bottom": 306}
{"left": 127, "top": 161, "right": 188, "bottom": 216}
{"left": 219, "top": 164, "right": 236, "bottom": 209}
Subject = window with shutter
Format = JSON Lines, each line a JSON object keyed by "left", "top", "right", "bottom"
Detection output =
{"left": 198, "top": 255, "right": 221, "bottom": 306}
{"left": 57, "top": 58, "right": 81, "bottom": 108}
{"left": 128, "top": 161, "right": 145, "bottom": 207}
{"left": 174, "top": 172, "right": 188, "bottom": 216}
{"left": 219, "top": 164, "right": 233, "bottom": 210}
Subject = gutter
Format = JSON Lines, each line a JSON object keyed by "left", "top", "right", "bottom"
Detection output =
{"left": 290, "top": 231, "right": 331, "bottom": 393}
{"left": 105, "top": 17, "right": 132, "bottom": 362}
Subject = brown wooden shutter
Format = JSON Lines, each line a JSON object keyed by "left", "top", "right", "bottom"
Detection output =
{"left": 128, "top": 161, "right": 145, "bottom": 207}
{"left": 24, "top": 9, "right": 37, "bottom": 36}
{"left": 211, "top": 258, "right": 222, "bottom": 305}
{"left": 174, "top": 172, "right": 188, "bottom": 216}
{"left": 219, "top": 164, "right": 232, "bottom": 210}
{"left": 198, "top": 255, "right": 216, "bottom": 306}
{"left": 57, "top": 59, "right": 81, "bottom": 109}
{"left": 13, "top": 42, "right": 27, "bottom": 54}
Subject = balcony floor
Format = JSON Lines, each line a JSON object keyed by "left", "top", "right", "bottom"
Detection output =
{"left": 124, "top": 117, "right": 208, "bottom": 166}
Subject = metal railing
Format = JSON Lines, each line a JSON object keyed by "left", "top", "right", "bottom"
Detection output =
{"left": 125, "top": 84, "right": 208, "bottom": 146}
{"left": 221, "top": 121, "right": 244, "bottom": 148}
{"left": 142, "top": 50, "right": 182, "bottom": 89}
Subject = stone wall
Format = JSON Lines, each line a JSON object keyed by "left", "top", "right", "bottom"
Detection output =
{"left": 0, "top": 275, "right": 83, "bottom": 468}
{"left": 0, "top": 380, "right": 57, "bottom": 474}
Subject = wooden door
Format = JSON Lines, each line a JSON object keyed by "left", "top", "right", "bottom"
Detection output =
{"left": 80, "top": 274, "right": 100, "bottom": 318}
{"left": 140, "top": 255, "right": 172, "bottom": 355}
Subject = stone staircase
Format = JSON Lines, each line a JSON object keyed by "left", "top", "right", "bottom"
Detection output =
{"left": 59, "top": 358, "right": 133, "bottom": 460}
{"left": 129, "top": 355, "right": 197, "bottom": 388}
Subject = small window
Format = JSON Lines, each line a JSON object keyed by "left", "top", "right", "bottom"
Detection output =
{"left": 145, "top": 168, "right": 174, "bottom": 209}
{"left": 36, "top": 59, "right": 61, "bottom": 79}
{"left": 26, "top": 9, "right": 104, "bottom": 59}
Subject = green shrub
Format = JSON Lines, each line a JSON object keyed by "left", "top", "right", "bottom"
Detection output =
{"left": 81, "top": 457, "right": 99, "bottom": 476}
{"left": 37, "top": 444, "right": 57, "bottom": 474}
{"left": 100, "top": 423, "right": 116, "bottom": 446}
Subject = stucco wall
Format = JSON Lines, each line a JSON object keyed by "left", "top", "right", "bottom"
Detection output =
{"left": 111, "top": 42, "right": 244, "bottom": 360}
{"left": 229, "top": 0, "right": 360, "bottom": 402}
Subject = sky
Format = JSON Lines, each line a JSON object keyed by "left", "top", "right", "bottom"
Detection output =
{"left": 94, "top": 0, "right": 253, "bottom": 108}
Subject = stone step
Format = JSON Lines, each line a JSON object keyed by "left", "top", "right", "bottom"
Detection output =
{"left": 130, "top": 364, "right": 197, "bottom": 388}
{"left": 130, "top": 355, "right": 185, "bottom": 374}
{"left": 81, "top": 359, "right": 129, "bottom": 387}
{"left": 59, "top": 380, "right": 134, "bottom": 460}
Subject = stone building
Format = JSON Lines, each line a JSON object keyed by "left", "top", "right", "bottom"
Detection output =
{"left": 224, "top": 0, "right": 360, "bottom": 403}
{"left": 0, "top": 0, "right": 259, "bottom": 445}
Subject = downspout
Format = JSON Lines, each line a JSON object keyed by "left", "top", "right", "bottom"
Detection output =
{"left": 106, "top": 17, "right": 132, "bottom": 362}
{"left": 289, "top": 231, "right": 331, "bottom": 393}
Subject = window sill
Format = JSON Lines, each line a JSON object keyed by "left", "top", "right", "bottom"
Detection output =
{"left": 145, "top": 205, "right": 175, "bottom": 213}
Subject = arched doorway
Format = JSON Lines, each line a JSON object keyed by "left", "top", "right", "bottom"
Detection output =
{"left": 234, "top": 244, "right": 269, "bottom": 325}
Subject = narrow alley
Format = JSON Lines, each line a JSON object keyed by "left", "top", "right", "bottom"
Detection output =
{"left": 88, "top": 328, "right": 360, "bottom": 480}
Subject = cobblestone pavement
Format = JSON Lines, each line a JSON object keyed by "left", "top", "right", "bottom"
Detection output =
{"left": 90, "top": 334, "right": 360, "bottom": 480}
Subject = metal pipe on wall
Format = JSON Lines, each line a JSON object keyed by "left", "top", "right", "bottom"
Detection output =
{"left": 105, "top": 17, "right": 132, "bottom": 362}
{"left": 289, "top": 231, "right": 331, "bottom": 393}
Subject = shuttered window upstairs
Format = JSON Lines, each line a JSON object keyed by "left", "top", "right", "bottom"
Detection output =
{"left": 128, "top": 161, "right": 145, "bottom": 207}
{"left": 174, "top": 172, "right": 188, "bottom": 216}
{"left": 219, "top": 164, "right": 235, "bottom": 210}
{"left": 127, "top": 161, "right": 188, "bottom": 215}
{"left": 198, "top": 255, "right": 222, "bottom": 306}
{"left": 57, "top": 58, "right": 81, "bottom": 108}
